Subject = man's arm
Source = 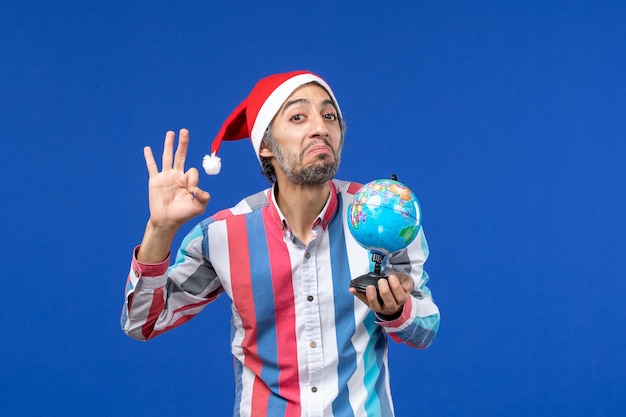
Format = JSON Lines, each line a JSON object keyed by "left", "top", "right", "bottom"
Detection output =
{"left": 374, "top": 271, "right": 440, "bottom": 349}
{"left": 138, "top": 128, "right": 210, "bottom": 263}
{"left": 350, "top": 228, "right": 440, "bottom": 349}
{"left": 121, "top": 224, "right": 222, "bottom": 341}
{"left": 121, "top": 129, "right": 214, "bottom": 340}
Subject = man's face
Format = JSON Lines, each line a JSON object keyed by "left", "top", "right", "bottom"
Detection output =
{"left": 260, "top": 83, "right": 343, "bottom": 185}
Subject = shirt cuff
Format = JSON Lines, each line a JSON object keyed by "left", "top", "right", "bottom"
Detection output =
{"left": 131, "top": 245, "right": 170, "bottom": 278}
{"left": 375, "top": 297, "right": 413, "bottom": 328}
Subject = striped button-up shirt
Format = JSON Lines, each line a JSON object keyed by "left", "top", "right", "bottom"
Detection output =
{"left": 121, "top": 179, "right": 440, "bottom": 417}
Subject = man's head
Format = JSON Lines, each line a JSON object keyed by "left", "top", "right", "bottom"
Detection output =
{"left": 259, "top": 82, "right": 344, "bottom": 184}
{"left": 203, "top": 71, "right": 345, "bottom": 179}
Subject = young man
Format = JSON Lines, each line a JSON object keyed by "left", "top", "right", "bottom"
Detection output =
{"left": 121, "top": 70, "right": 440, "bottom": 417}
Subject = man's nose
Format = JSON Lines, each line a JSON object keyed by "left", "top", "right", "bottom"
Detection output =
{"left": 310, "top": 114, "right": 329, "bottom": 137}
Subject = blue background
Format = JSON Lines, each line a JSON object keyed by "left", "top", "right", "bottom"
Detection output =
{"left": 1, "top": 1, "right": 624, "bottom": 416}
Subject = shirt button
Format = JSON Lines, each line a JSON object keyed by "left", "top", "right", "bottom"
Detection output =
{"left": 305, "top": 252, "right": 311, "bottom": 259}
{"left": 307, "top": 295, "right": 314, "bottom": 302}
{"left": 310, "top": 341, "right": 317, "bottom": 348}
{"left": 311, "top": 387, "right": 318, "bottom": 393}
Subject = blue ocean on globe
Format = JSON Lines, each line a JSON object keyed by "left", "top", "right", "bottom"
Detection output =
{"left": 347, "top": 179, "right": 422, "bottom": 255}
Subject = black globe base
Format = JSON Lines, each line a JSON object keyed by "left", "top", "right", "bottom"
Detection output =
{"left": 350, "top": 272, "right": 388, "bottom": 293}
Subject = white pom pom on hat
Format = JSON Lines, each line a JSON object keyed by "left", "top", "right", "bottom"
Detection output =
{"left": 202, "top": 152, "right": 222, "bottom": 175}
{"left": 204, "top": 70, "right": 342, "bottom": 175}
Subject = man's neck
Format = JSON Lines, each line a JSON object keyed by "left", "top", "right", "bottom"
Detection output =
{"left": 274, "top": 179, "right": 331, "bottom": 244}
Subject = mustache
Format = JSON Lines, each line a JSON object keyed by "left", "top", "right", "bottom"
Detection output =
{"left": 301, "top": 139, "right": 334, "bottom": 158}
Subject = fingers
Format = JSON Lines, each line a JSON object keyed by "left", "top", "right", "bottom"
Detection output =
{"left": 349, "top": 285, "right": 364, "bottom": 299}
{"left": 161, "top": 131, "right": 175, "bottom": 171}
{"left": 366, "top": 276, "right": 406, "bottom": 314}
{"left": 398, "top": 273, "right": 415, "bottom": 293}
{"left": 366, "top": 285, "right": 383, "bottom": 309}
{"left": 187, "top": 166, "right": 200, "bottom": 188}
{"left": 144, "top": 146, "right": 158, "bottom": 177}
{"left": 378, "top": 275, "right": 407, "bottom": 305}
{"left": 350, "top": 274, "right": 414, "bottom": 317}
{"left": 174, "top": 128, "right": 189, "bottom": 171}
{"left": 152, "top": 129, "right": 190, "bottom": 174}
{"left": 192, "top": 186, "right": 211, "bottom": 205}
{"left": 384, "top": 272, "right": 414, "bottom": 294}
{"left": 186, "top": 168, "right": 211, "bottom": 205}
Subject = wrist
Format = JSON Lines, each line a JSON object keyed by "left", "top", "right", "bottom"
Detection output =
{"left": 146, "top": 217, "right": 182, "bottom": 234}
{"left": 378, "top": 306, "right": 403, "bottom": 321}
{"left": 137, "top": 221, "right": 178, "bottom": 264}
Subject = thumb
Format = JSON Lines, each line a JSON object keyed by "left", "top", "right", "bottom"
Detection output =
{"left": 191, "top": 186, "right": 211, "bottom": 205}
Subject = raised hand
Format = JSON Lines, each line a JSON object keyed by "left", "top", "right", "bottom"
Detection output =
{"left": 137, "top": 129, "right": 210, "bottom": 263}
{"left": 144, "top": 129, "right": 210, "bottom": 228}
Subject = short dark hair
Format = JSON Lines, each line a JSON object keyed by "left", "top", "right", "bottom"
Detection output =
{"left": 259, "top": 125, "right": 280, "bottom": 183}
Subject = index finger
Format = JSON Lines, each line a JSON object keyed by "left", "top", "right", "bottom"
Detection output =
{"left": 390, "top": 272, "right": 414, "bottom": 294}
{"left": 386, "top": 275, "right": 408, "bottom": 303}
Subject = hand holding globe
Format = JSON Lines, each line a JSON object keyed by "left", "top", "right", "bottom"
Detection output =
{"left": 347, "top": 178, "right": 422, "bottom": 296}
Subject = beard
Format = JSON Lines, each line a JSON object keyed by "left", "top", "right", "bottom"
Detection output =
{"left": 271, "top": 139, "right": 341, "bottom": 185}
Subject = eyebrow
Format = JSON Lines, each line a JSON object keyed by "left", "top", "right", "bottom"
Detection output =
{"left": 280, "top": 98, "right": 337, "bottom": 115}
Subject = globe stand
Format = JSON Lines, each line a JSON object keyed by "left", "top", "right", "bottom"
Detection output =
{"left": 350, "top": 250, "right": 387, "bottom": 295}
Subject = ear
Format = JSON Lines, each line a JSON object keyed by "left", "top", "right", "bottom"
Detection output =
{"left": 259, "top": 142, "right": 274, "bottom": 158}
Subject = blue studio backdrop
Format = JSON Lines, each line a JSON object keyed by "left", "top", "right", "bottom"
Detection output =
{"left": 1, "top": 1, "right": 624, "bottom": 416}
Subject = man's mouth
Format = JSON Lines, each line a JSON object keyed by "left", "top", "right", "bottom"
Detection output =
{"left": 303, "top": 141, "right": 334, "bottom": 159}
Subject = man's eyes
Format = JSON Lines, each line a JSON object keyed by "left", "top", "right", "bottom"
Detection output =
{"left": 290, "top": 113, "right": 337, "bottom": 122}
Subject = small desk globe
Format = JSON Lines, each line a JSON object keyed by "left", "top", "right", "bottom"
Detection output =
{"left": 347, "top": 178, "right": 422, "bottom": 293}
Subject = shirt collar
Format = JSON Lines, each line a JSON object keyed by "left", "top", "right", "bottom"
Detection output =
{"left": 267, "top": 180, "right": 338, "bottom": 232}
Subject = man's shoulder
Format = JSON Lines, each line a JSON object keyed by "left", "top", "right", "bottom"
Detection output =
{"left": 332, "top": 179, "right": 364, "bottom": 196}
{"left": 203, "top": 188, "right": 271, "bottom": 225}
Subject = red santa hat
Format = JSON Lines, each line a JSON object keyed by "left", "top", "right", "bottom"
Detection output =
{"left": 202, "top": 70, "right": 342, "bottom": 175}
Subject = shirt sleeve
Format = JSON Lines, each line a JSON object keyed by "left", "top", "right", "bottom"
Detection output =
{"left": 120, "top": 223, "right": 223, "bottom": 341}
{"left": 377, "top": 227, "right": 440, "bottom": 349}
